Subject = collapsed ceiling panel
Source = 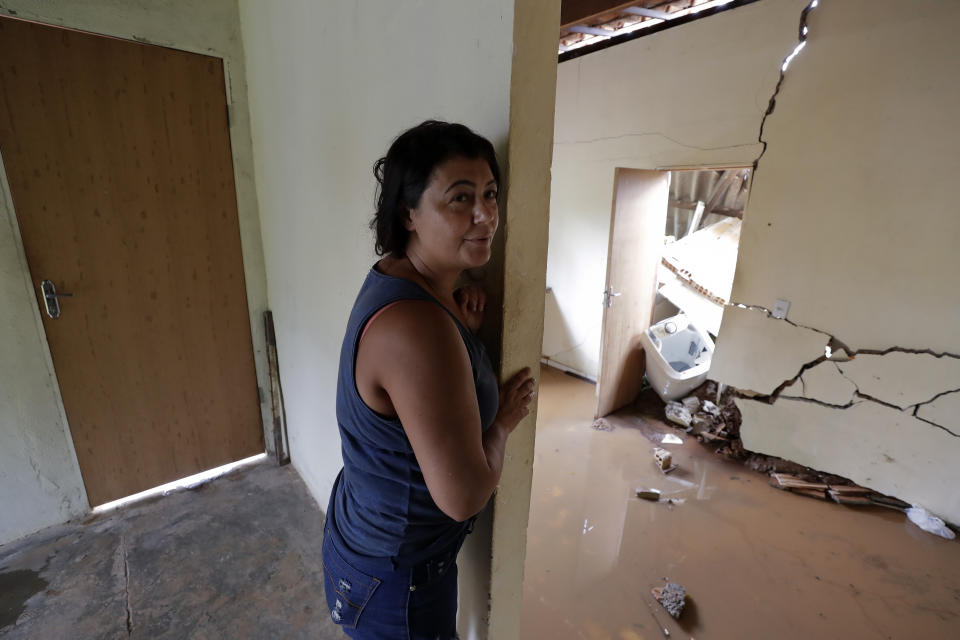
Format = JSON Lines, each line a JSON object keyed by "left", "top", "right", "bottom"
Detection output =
{"left": 657, "top": 216, "right": 741, "bottom": 335}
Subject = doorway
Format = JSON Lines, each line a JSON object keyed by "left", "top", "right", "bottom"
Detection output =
{"left": 0, "top": 16, "right": 264, "bottom": 505}
{"left": 595, "top": 167, "right": 750, "bottom": 418}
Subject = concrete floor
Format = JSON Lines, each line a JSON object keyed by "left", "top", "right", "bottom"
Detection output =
{"left": 0, "top": 462, "right": 344, "bottom": 639}
{"left": 522, "top": 366, "right": 960, "bottom": 639}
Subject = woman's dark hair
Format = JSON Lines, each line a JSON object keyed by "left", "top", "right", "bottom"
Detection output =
{"left": 371, "top": 120, "right": 500, "bottom": 257}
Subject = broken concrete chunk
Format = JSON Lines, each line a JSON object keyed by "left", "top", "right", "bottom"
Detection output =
{"left": 681, "top": 396, "right": 701, "bottom": 413}
{"left": 653, "top": 447, "right": 673, "bottom": 471}
{"left": 664, "top": 401, "right": 692, "bottom": 427}
{"left": 691, "top": 413, "right": 714, "bottom": 432}
{"left": 700, "top": 399, "right": 721, "bottom": 416}
{"left": 838, "top": 352, "right": 960, "bottom": 409}
{"left": 652, "top": 582, "right": 687, "bottom": 619}
{"left": 591, "top": 418, "right": 614, "bottom": 431}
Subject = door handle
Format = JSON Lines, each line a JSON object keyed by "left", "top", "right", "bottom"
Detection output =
{"left": 603, "top": 287, "right": 621, "bottom": 308}
{"left": 40, "top": 279, "right": 73, "bottom": 319}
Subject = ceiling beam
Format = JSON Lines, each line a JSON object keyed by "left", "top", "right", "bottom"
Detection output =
{"left": 561, "top": 1, "right": 651, "bottom": 28}
{"left": 622, "top": 6, "right": 673, "bottom": 20}
{"left": 565, "top": 25, "right": 616, "bottom": 37}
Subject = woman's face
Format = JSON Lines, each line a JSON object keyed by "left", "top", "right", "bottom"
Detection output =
{"left": 405, "top": 155, "right": 499, "bottom": 271}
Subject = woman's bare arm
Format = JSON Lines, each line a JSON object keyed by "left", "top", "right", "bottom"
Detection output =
{"left": 356, "top": 300, "right": 533, "bottom": 522}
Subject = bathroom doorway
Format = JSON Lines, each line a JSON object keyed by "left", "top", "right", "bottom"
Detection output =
{"left": 595, "top": 167, "right": 751, "bottom": 418}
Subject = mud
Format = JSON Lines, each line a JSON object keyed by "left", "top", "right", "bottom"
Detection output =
{"left": 522, "top": 366, "right": 960, "bottom": 639}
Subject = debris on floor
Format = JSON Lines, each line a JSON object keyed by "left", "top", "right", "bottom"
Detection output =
{"left": 906, "top": 506, "right": 956, "bottom": 540}
{"left": 653, "top": 447, "right": 677, "bottom": 473}
{"left": 768, "top": 473, "right": 910, "bottom": 510}
{"left": 636, "top": 488, "right": 662, "bottom": 501}
{"left": 664, "top": 401, "right": 692, "bottom": 428}
{"left": 659, "top": 380, "right": 925, "bottom": 518}
{"left": 592, "top": 417, "right": 615, "bottom": 431}
{"left": 681, "top": 396, "right": 700, "bottom": 414}
{"left": 652, "top": 581, "right": 687, "bottom": 619}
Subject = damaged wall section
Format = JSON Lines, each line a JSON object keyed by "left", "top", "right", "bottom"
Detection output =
{"left": 544, "top": 0, "right": 811, "bottom": 378}
{"left": 712, "top": 0, "right": 960, "bottom": 522}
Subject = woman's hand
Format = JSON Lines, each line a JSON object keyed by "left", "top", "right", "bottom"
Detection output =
{"left": 494, "top": 367, "right": 536, "bottom": 434}
{"left": 453, "top": 285, "right": 486, "bottom": 333}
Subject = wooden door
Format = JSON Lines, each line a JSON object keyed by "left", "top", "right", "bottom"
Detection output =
{"left": 595, "top": 169, "right": 670, "bottom": 418}
{"left": 0, "top": 16, "right": 264, "bottom": 505}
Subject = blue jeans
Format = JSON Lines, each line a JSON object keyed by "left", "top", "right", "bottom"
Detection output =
{"left": 322, "top": 523, "right": 462, "bottom": 639}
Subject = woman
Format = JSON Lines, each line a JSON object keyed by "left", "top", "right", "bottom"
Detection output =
{"left": 322, "top": 120, "right": 536, "bottom": 639}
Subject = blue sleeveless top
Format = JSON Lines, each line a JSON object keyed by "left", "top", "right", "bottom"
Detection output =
{"left": 330, "top": 266, "right": 499, "bottom": 565}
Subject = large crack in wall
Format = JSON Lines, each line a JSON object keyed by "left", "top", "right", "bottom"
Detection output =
{"left": 753, "top": 0, "right": 819, "bottom": 172}
{"left": 712, "top": 0, "right": 960, "bottom": 523}
{"left": 723, "top": 304, "right": 960, "bottom": 437}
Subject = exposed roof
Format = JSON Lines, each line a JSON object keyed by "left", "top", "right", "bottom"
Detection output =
{"left": 560, "top": 0, "right": 759, "bottom": 58}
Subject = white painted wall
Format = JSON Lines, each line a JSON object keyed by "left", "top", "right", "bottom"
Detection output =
{"left": 0, "top": 162, "right": 87, "bottom": 544}
{"left": 544, "top": 0, "right": 809, "bottom": 378}
{"left": 237, "top": 0, "right": 514, "bottom": 523}
{"left": 0, "top": 0, "right": 270, "bottom": 545}
{"left": 711, "top": 0, "right": 960, "bottom": 523}
{"left": 237, "top": 2, "right": 527, "bottom": 636}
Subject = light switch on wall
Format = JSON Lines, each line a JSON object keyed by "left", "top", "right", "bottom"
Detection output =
{"left": 772, "top": 299, "right": 790, "bottom": 319}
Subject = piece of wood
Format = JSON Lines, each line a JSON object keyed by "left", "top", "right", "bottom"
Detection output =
{"left": 595, "top": 169, "right": 669, "bottom": 418}
{"left": 669, "top": 199, "right": 743, "bottom": 218}
{"left": 264, "top": 311, "right": 290, "bottom": 466}
{"left": 791, "top": 488, "right": 828, "bottom": 500}
{"left": 828, "top": 491, "right": 873, "bottom": 506}
{"left": 561, "top": 0, "right": 647, "bottom": 28}
{"left": 770, "top": 474, "right": 829, "bottom": 490}
{"left": 826, "top": 484, "right": 872, "bottom": 494}
{"left": 0, "top": 16, "right": 264, "bottom": 505}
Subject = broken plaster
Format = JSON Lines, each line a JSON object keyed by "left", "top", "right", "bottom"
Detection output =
{"left": 754, "top": 0, "right": 820, "bottom": 170}
{"left": 710, "top": 304, "right": 829, "bottom": 396}
{"left": 782, "top": 360, "right": 856, "bottom": 407}
{"left": 717, "top": 304, "right": 960, "bottom": 435}
{"left": 737, "top": 395, "right": 960, "bottom": 524}
{"left": 838, "top": 352, "right": 960, "bottom": 410}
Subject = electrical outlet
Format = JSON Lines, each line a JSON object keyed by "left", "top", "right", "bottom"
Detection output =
{"left": 772, "top": 299, "right": 790, "bottom": 319}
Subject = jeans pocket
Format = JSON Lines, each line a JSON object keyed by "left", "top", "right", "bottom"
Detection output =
{"left": 322, "top": 534, "right": 381, "bottom": 629}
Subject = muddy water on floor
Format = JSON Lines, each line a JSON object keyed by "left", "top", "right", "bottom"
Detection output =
{"left": 522, "top": 366, "right": 960, "bottom": 639}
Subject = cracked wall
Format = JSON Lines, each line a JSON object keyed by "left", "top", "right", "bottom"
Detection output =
{"left": 712, "top": 0, "right": 960, "bottom": 522}
{"left": 544, "top": 0, "right": 811, "bottom": 378}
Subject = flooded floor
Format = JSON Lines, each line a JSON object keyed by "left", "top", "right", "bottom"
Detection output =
{"left": 522, "top": 366, "right": 960, "bottom": 639}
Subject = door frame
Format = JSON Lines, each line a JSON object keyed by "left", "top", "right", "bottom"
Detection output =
{"left": 0, "top": 5, "right": 275, "bottom": 509}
